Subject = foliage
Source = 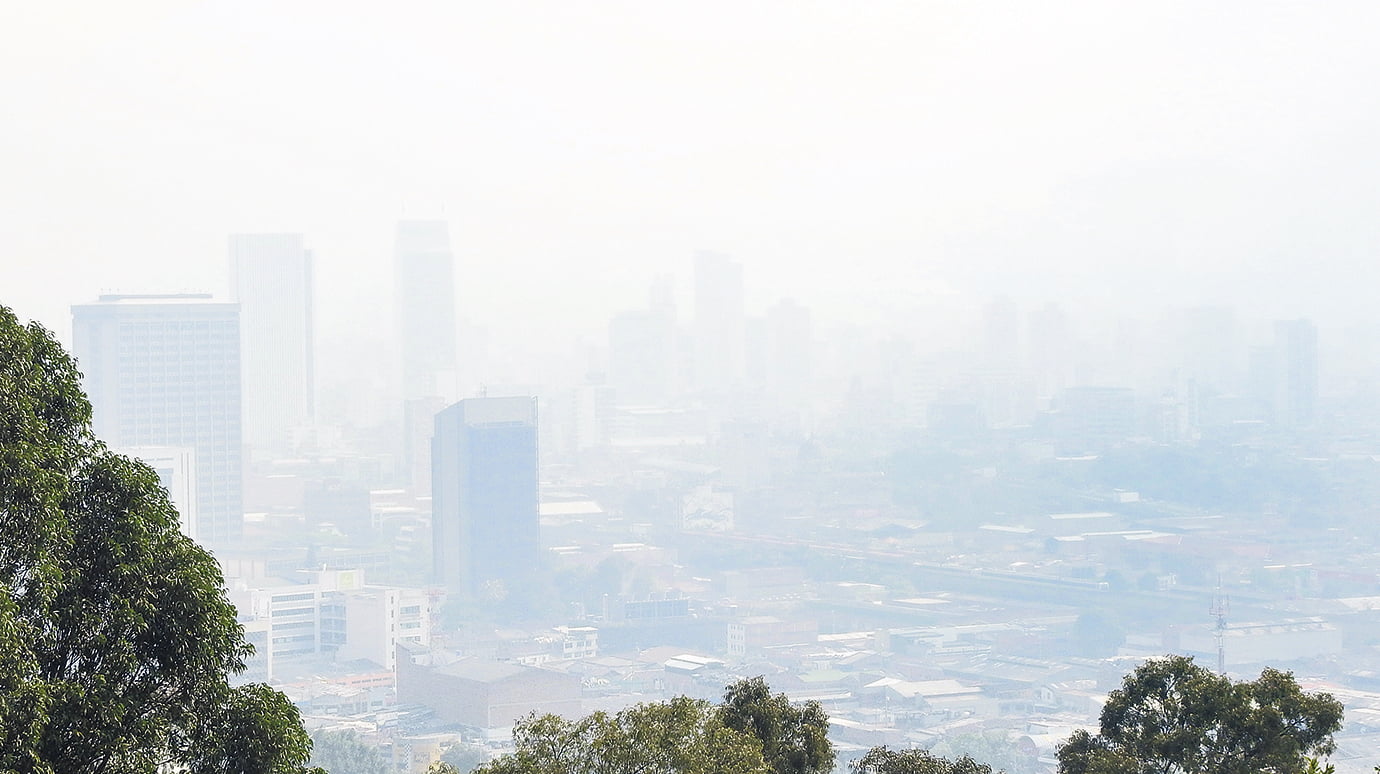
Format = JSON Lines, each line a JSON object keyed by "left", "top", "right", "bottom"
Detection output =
{"left": 850, "top": 746, "right": 996, "bottom": 774}
{"left": 930, "top": 732, "right": 1037, "bottom": 774}
{"left": 473, "top": 696, "right": 772, "bottom": 774}
{"left": 439, "top": 742, "right": 490, "bottom": 773}
{"left": 308, "top": 729, "right": 387, "bottom": 774}
{"left": 1056, "top": 655, "right": 1343, "bottom": 774}
{"left": 0, "top": 306, "right": 321, "bottom": 773}
{"left": 717, "top": 676, "right": 835, "bottom": 774}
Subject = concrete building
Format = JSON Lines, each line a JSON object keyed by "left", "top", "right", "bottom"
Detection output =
{"left": 229, "top": 233, "right": 314, "bottom": 459}
{"left": 395, "top": 220, "right": 457, "bottom": 401}
{"left": 72, "top": 294, "right": 242, "bottom": 545}
{"left": 608, "top": 309, "right": 676, "bottom": 406}
{"left": 432, "top": 396, "right": 540, "bottom": 597}
{"left": 226, "top": 569, "right": 431, "bottom": 679}
{"left": 396, "top": 652, "right": 582, "bottom": 731}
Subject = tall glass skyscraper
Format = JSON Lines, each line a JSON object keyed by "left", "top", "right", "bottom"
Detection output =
{"left": 229, "top": 233, "right": 314, "bottom": 459}
{"left": 395, "top": 220, "right": 457, "bottom": 401}
{"left": 432, "top": 396, "right": 539, "bottom": 597}
{"left": 72, "top": 294, "right": 242, "bottom": 546}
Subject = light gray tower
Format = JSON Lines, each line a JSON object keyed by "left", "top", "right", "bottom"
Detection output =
{"left": 72, "top": 294, "right": 242, "bottom": 546}
{"left": 229, "top": 233, "right": 314, "bottom": 458}
{"left": 432, "top": 396, "right": 539, "bottom": 598}
{"left": 395, "top": 220, "right": 457, "bottom": 401}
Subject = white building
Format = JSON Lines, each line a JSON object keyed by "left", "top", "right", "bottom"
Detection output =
{"left": 72, "top": 294, "right": 241, "bottom": 546}
{"left": 226, "top": 568, "right": 432, "bottom": 680}
{"left": 229, "top": 233, "right": 315, "bottom": 459}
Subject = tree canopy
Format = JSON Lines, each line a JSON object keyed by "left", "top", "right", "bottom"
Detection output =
{"left": 850, "top": 746, "right": 996, "bottom": 774}
{"left": 1057, "top": 655, "right": 1343, "bottom": 774}
{"left": 0, "top": 306, "right": 321, "bottom": 773}
{"left": 717, "top": 676, "right": 835, "bottom": 774}
{"left": 473, "top": 696, "right": 773, "bottom": 774}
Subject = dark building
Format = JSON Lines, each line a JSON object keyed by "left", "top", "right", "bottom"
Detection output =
{"left": 432, "top": 396, "right": 540, "bottom": 597}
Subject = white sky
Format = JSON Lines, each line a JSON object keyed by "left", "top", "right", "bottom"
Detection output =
{"left": 4, "top": 1, "right": 1379, "bottom": 361}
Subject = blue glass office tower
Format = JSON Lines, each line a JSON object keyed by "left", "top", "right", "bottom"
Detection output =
{"left": 432, "top": 396, "right": 539, "bottom": 597}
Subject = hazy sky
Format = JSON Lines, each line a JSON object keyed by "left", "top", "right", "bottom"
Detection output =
{"left": 5, "top": 1, "right": 1380, "bottom": 358}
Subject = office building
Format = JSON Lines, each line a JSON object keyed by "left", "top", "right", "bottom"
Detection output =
{"left": 395, "top": 220, "right": 457, "bottom": 400}
{"left": 72, "top": 294, "right": 241, "bottom": 545}
{"left": 229, "top": 233, "right": 315, "bottom": 458}
{"left": 608, "top": 309, "right": 676, "bottom": 406}
{"left": 432, "top": 396, "right": 540, "bottom": 597}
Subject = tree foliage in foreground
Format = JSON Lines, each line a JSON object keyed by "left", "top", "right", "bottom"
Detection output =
{"left": 473, "top": 696, "right": 773, "bottom": 774}
{"left": 0, "top": 306, "right": 321, "bottom": 773}
{"left": 850, "top": 746, "right": 996, "bottom": 774}
{"left": 718, "top": 676, "right": 835, "bottom": 774}
{"left": 1057, "top": 655, "right": 1343, "bottom": 774}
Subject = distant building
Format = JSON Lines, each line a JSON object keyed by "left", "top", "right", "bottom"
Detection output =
{"left": 395, "top": 220, "right": 457, "bottom": 401}
{"left": 229, "top": 233, "right": 315, "bottom": 459}
{"left": 396, "top": 651, "right": 582, "bottom": 731}
{"left": 72, "top": 294, "right": 242, "bottom": 545}
{"left": 1054, "top": 386, "right": 1137, "bottom": 454}
{"left": 432, "top": 396, "right": 540, "bottom": 597}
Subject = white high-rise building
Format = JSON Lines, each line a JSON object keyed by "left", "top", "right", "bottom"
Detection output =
{"left": 72, "top": 294, "right": 242, "bottom": 546}
{"left": 395, "top": 220, "right": 457, "bottom": 401}
{"left": 229, "top": 233, "right": 315, "bottom": 459}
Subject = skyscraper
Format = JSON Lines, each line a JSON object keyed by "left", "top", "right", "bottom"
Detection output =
{"left": 432, "top": 396, "right": 539, "bottom": 597}
{"left": 693, "top": 250, "right": 745, "bottom": 393}
{"left": 395, "top": 220, "right": 457, "bottom": 401}
{"left": 229, "top": 233, "right": 314, "bottom": 458}
{"left": 72, "top": 294, "right": 242, "bottom": 545}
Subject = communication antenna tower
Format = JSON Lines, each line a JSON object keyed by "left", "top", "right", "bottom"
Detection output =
{"left": 1209, "top": 576, "right": 1230, "bottom": 675}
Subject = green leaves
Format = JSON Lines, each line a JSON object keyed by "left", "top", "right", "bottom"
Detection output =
{"left": 850, "top": 747, "right": 997, "bottom": 774}
{"left": 1056, "top": 655, "right": 1343, "bottom": 774}
{"left": 0, "top": 305, "right": 318, "bottom": 773}
{"left": 474, "top": 695, "right": 775, "bottom": 774}
{"left": 718, "top": 676, "right": 836, "bottom": 774}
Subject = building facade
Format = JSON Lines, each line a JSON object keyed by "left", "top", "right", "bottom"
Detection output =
{"left": 432, "top": 396, "right": 540, "bottom": 598}
{"left": 72, "top": 294, "right": 242, "bottom": 545}
{"left": 229, "top": 233, "right": 315, "bottom": 459}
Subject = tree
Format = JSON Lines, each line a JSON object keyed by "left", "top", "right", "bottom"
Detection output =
{"left": 850, "top": 746, "right": 996, "bottom": 774}
{"left": 308, "top": 729, "right": 387, "bottom": 774}
{"left": 1057, "top": 655, "right": 1343, "bottom": 774}
{"left": 0, "top": 306, "right": 322, "bottom": 773}
{"left": 439, "top": 742, "right": 490, "bottom": 773}
{"left": 717, "top": 676, "right": 835, "bottom": 774}
{"left": 474, "top": 697, "right": 772, "bottom": 774}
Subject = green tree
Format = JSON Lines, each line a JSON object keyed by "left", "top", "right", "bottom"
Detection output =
{"left": 439, "top": 742, "right": 490, "bottom": 773}
{"left": 717, "top": 676, "right": 835, "bottom": 774}
{"left": 474, "top": 697, "right": 772, "bottom": 774}
{"left": 308, "top": 729, "right": 387, "bottom": 774}
{"left": 850, "top": 746, "right": 997, "bottom": 774}
{"left": 0, "top": 306, "right": 321, "bottom": 773}
{"left": 1057, "top": 655, "right": 1343, "bottom": 774}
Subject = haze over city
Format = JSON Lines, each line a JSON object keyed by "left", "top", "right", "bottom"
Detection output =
{"left": 5, "top": 2, "right": 1380, "bottom": 772}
